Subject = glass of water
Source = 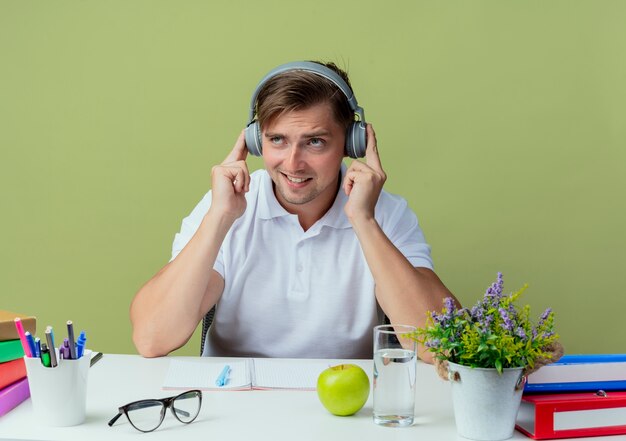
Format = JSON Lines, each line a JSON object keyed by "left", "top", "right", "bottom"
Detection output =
{"left": 373, "top": 324, "right": 417, "bottom": 427}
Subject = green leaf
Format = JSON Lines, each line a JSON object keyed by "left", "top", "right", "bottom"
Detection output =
{"left": 495, "top": 358, "right": 503, "bottom": 374}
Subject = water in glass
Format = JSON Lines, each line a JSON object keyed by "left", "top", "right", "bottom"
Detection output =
{"left": 373, "top": 348, "right": 416, "bottom": 427}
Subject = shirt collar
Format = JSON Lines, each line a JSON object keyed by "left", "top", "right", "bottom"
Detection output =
{"left": 257, "top": 163, "right": 351, "bottom": 230}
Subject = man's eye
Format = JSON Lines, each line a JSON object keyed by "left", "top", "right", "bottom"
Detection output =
{"left": 309, "top": 138, "right": 325, "bottom": 147}
{"left": 270, "top": 136, "right": 283, "bottom": 145}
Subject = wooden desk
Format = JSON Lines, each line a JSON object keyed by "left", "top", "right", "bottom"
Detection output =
{"left": 0, "top": 354, "right": 623, "bottom": 441}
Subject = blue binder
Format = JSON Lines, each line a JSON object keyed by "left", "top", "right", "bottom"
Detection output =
{"left": 524, "top": 354, "right": 626, "bottom": 393}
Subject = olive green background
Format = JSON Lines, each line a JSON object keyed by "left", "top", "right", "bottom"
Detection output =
{"left": 1, "top": 1, "right": 624, "bottom": 357}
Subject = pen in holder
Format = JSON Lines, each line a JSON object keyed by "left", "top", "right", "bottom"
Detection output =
{"left": 23, "top": 349, "right": 92, "bottom": 427}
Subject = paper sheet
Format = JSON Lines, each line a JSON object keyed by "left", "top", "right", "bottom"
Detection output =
{"left": 163, "top": 359, "right": 250, "bottom": 390}
{"left": 252, "top": 359, "right": 333, "bottom": 390}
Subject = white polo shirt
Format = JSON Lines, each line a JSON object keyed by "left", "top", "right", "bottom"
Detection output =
{"left": 172, "top": 165, "right": 433, "bottom": 359}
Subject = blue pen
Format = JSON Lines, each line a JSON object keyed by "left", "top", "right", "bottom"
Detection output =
{"left": 25, "top": 332, "right": 37, "bottom": 358}
{"left": 215, "top": 365, "right": 231, "bottom": 387}
{"left": 76, "top": 331, "right": 86, "bottom": 358}
{"left": 34, "top": 337, "right": 41, "bottom": 358}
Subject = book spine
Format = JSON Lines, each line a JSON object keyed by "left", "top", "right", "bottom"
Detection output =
{"left": 0, "top": 316, "right": 36, "bottom": 342}
{"left": 525, "top": 380, "right": 626, "bottom": 393}
{"left": 0, "top": 377, "right": 30, "bottom": 417}
{"left": 0, "top": 340, "right": 26, "bottom": 363}
{"left": 556, "top": 354, "right": 626, "bottom": 364}
{"left": 0, "top": 358, "right": 27, "bottom": 390}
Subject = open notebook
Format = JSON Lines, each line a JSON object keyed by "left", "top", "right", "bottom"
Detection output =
{"left": 163, "top": 358, "right": 370, "bottom": 391}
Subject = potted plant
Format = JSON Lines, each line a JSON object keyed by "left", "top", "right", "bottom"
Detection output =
{"left": 410, "top": 272, "right": 563, "bottom": 441}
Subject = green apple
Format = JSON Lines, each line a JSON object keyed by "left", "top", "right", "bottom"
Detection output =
{"left": 317, "top": 364, "right": 370, "bottom": 416}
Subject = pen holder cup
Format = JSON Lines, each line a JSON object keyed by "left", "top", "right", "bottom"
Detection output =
{"left": 23, "top": 349, "right": 92, "bottom": 427}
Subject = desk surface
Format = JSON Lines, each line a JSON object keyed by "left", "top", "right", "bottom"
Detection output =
{"left": 1, "top": 354, "right": 624, "bottom": 441}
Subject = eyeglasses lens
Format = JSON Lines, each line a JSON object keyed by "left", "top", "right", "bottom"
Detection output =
{"left": 126, "top": 400, "right": 165, "bottom": 432}
{"left": 172, "top": 391, "right": 201, "bottom": 423}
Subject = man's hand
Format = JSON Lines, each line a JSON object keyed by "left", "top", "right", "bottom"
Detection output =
{"left": 209, "top": 131, "right": 250, "bottom": 222}
{"left": 343, "top": 124, "right": 387, "bottom": 222}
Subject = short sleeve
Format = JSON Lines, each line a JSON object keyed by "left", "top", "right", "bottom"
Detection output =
{"left": 170, "top": 191, "right": 226, "bottom": 277}
{"left": 378, "top": 193, "right": 434, "bottom": 270}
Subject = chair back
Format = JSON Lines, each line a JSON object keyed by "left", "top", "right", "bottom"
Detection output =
{"left": 200, "top": 306, "right": 216, "bottom": 356}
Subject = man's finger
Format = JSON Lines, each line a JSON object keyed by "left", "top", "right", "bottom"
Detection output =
{"left": 364, "top": 124, "right": 382, "bottom": 171}
{"left": 232, "top": 167, "right": 247, "bottom": 193}
{"left": 342, "top": 172, "right": 355, "bottom": 196}
{"left": 224, "top": 130, "right": 248, "bottom": 164}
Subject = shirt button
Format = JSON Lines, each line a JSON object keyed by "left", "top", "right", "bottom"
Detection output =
{"left": 296, "top": 264, "right": 303, "bottom": 272}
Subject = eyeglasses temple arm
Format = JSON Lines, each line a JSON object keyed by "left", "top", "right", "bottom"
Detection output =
{"left": 108, "top": 411, "right": 124, "bottom": 427}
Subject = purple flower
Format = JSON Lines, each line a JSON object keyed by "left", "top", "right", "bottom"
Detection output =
{"left": 499, "top": 308, "right": 514, "bottom": 331}
{"left": 425, "top": 339, "right": 441, "bottom": 348}
{"left": 536, "top": 308, "right": 552, "bottom": 329}
{"left": 444, "top": 297, "right": 456, "bottom": 314}
{"left": 484, "top": 314, "right": 494, "bottom": 327}
{"left": 516, "top": 327, "right": 526, "bottom": 339}
{"left": 470, "top": 305, "right": 483, "bottom": 321}
{"left": 474, "top": 311, "right": 494, "bottom": 333}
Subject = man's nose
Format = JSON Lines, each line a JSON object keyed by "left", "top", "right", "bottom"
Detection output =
{"left": 285, "top": 145, "right": 305, "bottom": 168}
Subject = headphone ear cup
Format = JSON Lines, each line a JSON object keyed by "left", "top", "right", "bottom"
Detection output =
{"left": 345, "top": 122, "right": 367, "bottom": 158}
{"left": 244, "top": 122, "right": 263, "bottom": 156}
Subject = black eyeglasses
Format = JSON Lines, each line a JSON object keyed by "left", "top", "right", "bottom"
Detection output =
{"left": 108, "top": 390, "right": 202, "bottom": 433}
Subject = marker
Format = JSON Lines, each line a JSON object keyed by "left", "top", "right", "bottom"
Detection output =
{"left": 46, "top": 326, "right": 56, "bottom": 350}
{"left": 215, "top": 365, "right": 231, "bottom": 387}
{"left": 61, "top": 339, "right": 71, "bottom": 360}
{"left": 45, "top": 328, "right": 58, "bottom": 368}
{"left": 40, "top": 343, "right": 51, "bottom": 368}
{"left": 25, "top": 332, "right": 37, "bottom": 359}
{"left": 76, "top": 331, "right": 86, "bottom": 358}
{"left": 66, "top": 321, "right": 77, "bottom": 360}
{"left": 14, "top": 318, "right": 32, "bottom": 357}
{"left": 34, "top": 337, "right": 41, "bottom": 358}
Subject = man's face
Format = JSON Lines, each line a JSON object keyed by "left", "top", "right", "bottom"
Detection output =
{"left": 262, "top": 102, "right": 345, "bottom": 216}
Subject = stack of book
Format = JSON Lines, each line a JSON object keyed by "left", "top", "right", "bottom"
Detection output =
{"left": 0, "top": 309, "right": 35, "bottom": 417}
{"left": 516, "top": 354, "right": 626, "bottom": 439}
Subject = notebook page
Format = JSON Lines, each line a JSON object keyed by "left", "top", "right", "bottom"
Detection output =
{"left": 252, "top": 359, "right": 334, "bottom": 390}
{"left": 163, "top": 359, "right": 251, "bottom": 390}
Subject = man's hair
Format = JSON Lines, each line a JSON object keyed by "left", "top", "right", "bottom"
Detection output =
{"left": 255, "top": 61, "right": 354, "bottom": 132}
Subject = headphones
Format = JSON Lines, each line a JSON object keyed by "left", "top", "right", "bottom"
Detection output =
{"left": 244, "top": 61, "right": 368, "bottom": 158}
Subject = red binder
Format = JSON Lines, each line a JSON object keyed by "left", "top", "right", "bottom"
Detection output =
{"left": 516, "top": 391, "right": 626, "bottom": 439}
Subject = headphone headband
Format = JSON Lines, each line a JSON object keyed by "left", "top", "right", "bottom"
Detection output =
{"left": 247, "top": 61, "right": 365, "bottom": 124}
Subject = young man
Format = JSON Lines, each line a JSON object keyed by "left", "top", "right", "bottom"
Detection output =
{"left": 130, "top": 61, "right": 458, "bottom": 361}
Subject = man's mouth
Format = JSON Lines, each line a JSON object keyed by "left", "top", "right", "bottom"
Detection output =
{"left": 282, "top": 173, "right": 312, "bottom": 184}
